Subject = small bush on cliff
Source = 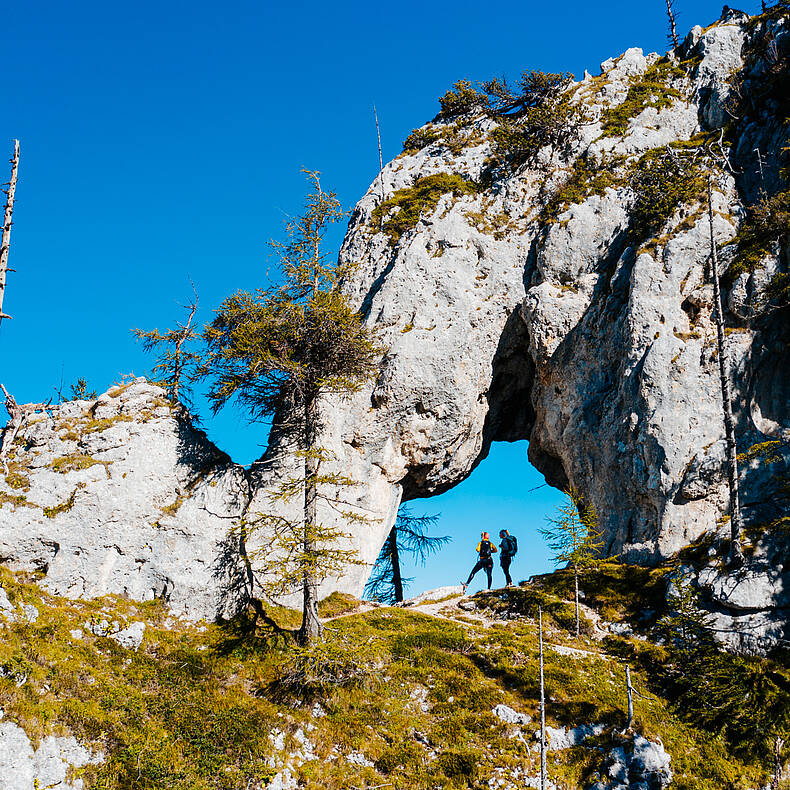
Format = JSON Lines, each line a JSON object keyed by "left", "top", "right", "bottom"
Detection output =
{"left": 486, "top": 70, "right": 587, "bottom": 169}
{"left": 268, "top": 635, "right": 381, "bottom": 698}
{"left": 724, "top": 188, "right": 790, "bottom": 290}
{"left": 629, "top": 148, "right": 705, "bottom": 244}
{"left": 372, "top": 173, "right": 479, "bottom": 243}
{"left": 437, "top": 80, "right": 486, "bottom": 119}
{"left": 402, "top": 126, "right": 440, "bottom": 153}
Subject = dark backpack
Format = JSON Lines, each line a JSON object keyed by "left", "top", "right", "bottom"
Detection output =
{"left": 503, "top": 535, "right": 518, "bottom": 557}
{"left": 479, "top": 540, "right": 493, "bottom": 559}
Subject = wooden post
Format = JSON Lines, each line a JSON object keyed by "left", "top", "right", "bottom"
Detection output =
{"left": 539, "top": 605, "right": 547, "bottom": 790}
{"left": 0, "top": 140, "right": 20, "bottom": 327}
{"left": 625, "top": 665, "right": 634, "bottom": 730}
{"left": 707, "top": 177, "right": 744, "bottom": 567}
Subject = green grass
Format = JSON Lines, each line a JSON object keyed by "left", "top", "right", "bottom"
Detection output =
{"left": 540, "top": 153, "right": 626, "bottom": 224}
{"left": 50, "top": 453, "right": 111, "bottom": 475}
{"left": 0, "top": 565, "right": 772, "bottom": 789}
{"left": 600, "top": 58, "right": 685, "bottom": 138}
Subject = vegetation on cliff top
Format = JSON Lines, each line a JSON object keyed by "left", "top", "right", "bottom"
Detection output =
{"left": 372, "top": 173, "right": 479, "bottom": 243}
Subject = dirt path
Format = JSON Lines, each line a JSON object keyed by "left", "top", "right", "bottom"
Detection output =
{"left": 324, "top": 591, "right": 610, "bottom": 662}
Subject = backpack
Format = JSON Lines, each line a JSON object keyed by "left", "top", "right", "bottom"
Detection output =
{"left": 503, "top": 535, "right": 518, "bottom": 557}
{"left": 479, "top": 540, "right": 493, "bottom": 559}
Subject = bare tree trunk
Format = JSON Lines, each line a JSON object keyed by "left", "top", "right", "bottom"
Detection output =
{"left": 374, "top": 106, "right": 386, "bottom": 224}
{"left": 625, "top": 665, "right": 634, "bottom": 730}
{"left": 772, "top": 736, "right": 785, "bottom": 790}
{"left": 666, "top": 0, "right": 679, "bottom": 48}
{"left": 300, "top": 395, "right": 323, "bottom": 643}
{"left": 707, "top": 177, "right": 745, "bottom": 567}
{"left": 574, "top": 564, "right": 580, "bottom": 638}
{"left": 0, "top": 384, "right": 23, "bottom": 473}
{"left": 0, "top": 140, "right": 20, "bottom": 327}
{"left": 539, "top": 605, "right": 547, "bottom": 790}
{"left": 171, "top": 296, "right": 197, "bottom": 404}
{"left": 389, "top": 527, "right": 404, "bottom": 603}
{"left": 0, "top": 384, "right": 51, "bottom": 475}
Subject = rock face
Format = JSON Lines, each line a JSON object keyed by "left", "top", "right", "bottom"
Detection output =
{"left": 1, "top": 12, "right": 789, "bottom": 645}
{"left": 0, "top": 719, "right": 103, "bottom": 790}
{"left": 0, "top": 379, "right": 249, "bottom": 621}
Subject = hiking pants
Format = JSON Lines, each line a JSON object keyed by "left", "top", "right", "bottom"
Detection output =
{"left": 467, "top": 558, "right": 493, "bottom": 589}
{"left": 500, "top": 556, "right": 513, "bottom": 586}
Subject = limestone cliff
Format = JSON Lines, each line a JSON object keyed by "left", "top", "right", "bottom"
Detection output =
{"left": 1, "top": 9, "right": 789, "bottom": 649}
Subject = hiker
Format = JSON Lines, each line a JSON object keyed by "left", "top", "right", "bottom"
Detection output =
{"left": 499, "top": 529, "right": 518, "bottom": 587}
{"left": 462, "top": 532, "right": 497, "bottom": 592}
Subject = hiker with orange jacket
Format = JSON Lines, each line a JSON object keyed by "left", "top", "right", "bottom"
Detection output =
{"left": 462, "top": 532, "right": 497, "bottom": 592}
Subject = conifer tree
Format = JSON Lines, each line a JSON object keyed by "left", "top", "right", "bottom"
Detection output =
{"left": 540, "top": 487, "right": 604, "bottom": 637}
{"left": 365, "top": 506, "right": 449, "bottom": 604}
{"left": 655, "top": 574, "right": 716, "bottom": 671}
{"left": 133, "top": 286, "right": 201, "bottom": 408}
{"left": 202, "top": 171, "right": 382, "bottom": 643}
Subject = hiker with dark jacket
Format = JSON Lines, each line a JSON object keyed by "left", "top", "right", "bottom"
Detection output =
{"left": 462, "top": 532, "right": 497, "bottom": 592}
{"left": 499, "top": 529, "right": 518, "bottom": 586}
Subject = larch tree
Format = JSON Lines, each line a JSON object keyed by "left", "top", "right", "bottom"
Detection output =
{"left": 202, "top": 171, "right": 382, "bottom": 643}
{"left": 365, "top": 506, "right": 449, "bottom": 604}
{"left": 133, "top": 286, "right": 201, "bottom": 409}
{"left": 540, "top": 487, "right": 604, "bottom": 638}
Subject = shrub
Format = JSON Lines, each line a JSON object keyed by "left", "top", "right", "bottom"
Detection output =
{"left": 374, "top": 738, "right": 424, "bottom": 774}
{"left": 438, "top": 80, "right": 485, "bottom": 120}
{"left": 724, "top": 189, "right": 790, "bottom": 287}
{"left": 269, "top": 637, "right": 381, "bottom": 697}
{"left": 402, "top": 126, "right": 440, "bottom": 153}
{"left": 484, "top": 70, "right": 575, "bottom": 116}
{"left": 372, "top": 173, "right": 479, "bottom": 243}
{"left": 629, "top": 148, "right": 705, "bottom": 245}
{"left": 487, "top": 72, "right": 586, "bottom": 169}
{"left": 437, "top": 749, "right": 478, "bottom": 782}
{"left": 50, "top": 453, "right": 108, "bottom": 474}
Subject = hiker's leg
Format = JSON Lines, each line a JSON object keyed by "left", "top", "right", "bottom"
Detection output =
{"left": 485, "top": 562, "right": 493, "bottom": 589}
{"left": 502, "top": 558, "right": 512, "bottom": 586}
{"left": 466, "top": 560, "right": 483, "bottom": 585}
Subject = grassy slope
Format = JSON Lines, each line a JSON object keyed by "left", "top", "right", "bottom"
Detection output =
{"left": 0, "top": 564, "right": 768, "bottom": 790}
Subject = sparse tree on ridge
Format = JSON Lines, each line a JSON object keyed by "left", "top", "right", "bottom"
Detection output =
{"left": 70, "top": 378, "right": 97, "bottom": 400}
{"left": 202, "top": 171, "right": 382, "bottom": 643}
{"left": 540, "top": 487, "right": 604, "bottom": 638}
{"left": 133, "top": 285, "right": 201, "bottom": 409}
{"left": 365, "top": 506, "right": 449, "bottom": 604}
{"left": 665, "top": 0, "right": 680, "bottom": 48}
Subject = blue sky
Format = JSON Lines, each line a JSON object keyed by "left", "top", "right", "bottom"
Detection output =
{"left": 3, "top": 0, "right": 761, "bottom": 594}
